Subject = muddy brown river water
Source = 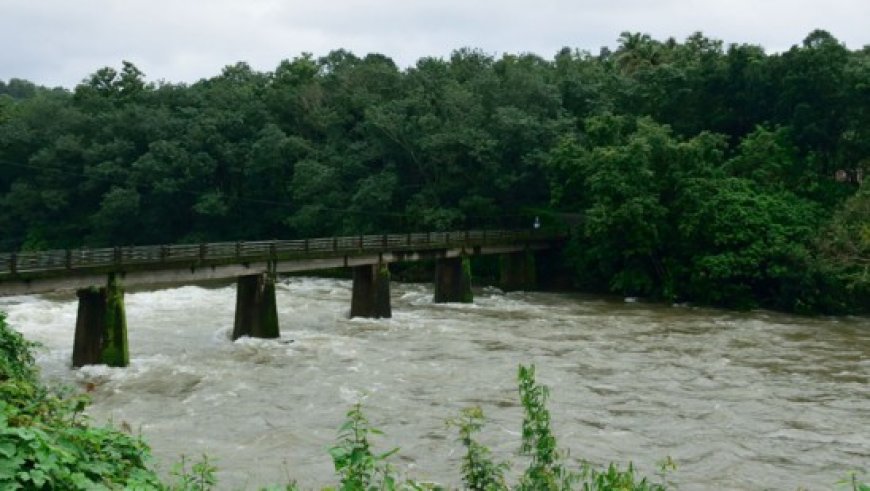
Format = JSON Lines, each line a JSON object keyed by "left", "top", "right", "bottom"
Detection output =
{"left": 2, "top": 277, "right": 868, "bottom": 489}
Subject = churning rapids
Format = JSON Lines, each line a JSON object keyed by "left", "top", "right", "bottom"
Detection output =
{"left": 1, "top": 277, "right": 868, "bottom": 490}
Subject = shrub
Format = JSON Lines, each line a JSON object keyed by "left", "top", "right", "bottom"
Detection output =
{"left": 0, "top": 312, "right": 165, "bottom": 490}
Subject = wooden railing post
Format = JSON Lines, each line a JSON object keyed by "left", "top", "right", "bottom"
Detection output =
{"left": 304, "top": 239, "right": 309, "bottom": 252}
{"left": 65, "top": 250, "right": 72, "bottom": 269}
{"left": 198, "top": 244, "right": 207, "bottom": 261}
{"left": 113, "top": 247, "right": 122, "bottom": 264}
{"left": 406, "top": 233, "right": 411, "bottom": 247}
{"left": 358, "top": 235, "right": 363, "bottom": 250}
{"left": 9, "top": 253, "right": 16, "bottom": 274}
{"left": 381, "top": 234, "right": 387, "bottom": 248}
{"left": 269, "top": 241, "right": 277, "bottom": 260}
{"left": 160, "top": 245, "right": 168, "bottom": 262}
{"left": 333, "top": 237, "right": 338, "bottom": 251}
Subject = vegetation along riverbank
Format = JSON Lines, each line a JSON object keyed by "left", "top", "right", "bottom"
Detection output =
{"left": 1, "top": 30, "right": 868, "bottom": 314}
{"left": 2, "top": 311, "right": 678, "bottom": 489}
{"left": 1, "top": 28, "right": 869, "bottom": 489}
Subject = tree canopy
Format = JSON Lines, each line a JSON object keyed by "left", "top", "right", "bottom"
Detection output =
{"left": 1, "top": 30, "right": 867, "bottom": 313}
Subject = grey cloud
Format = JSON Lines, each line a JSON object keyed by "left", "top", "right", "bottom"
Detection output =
{"left": 1, "top": 0, "right": 867, "bottom": 87}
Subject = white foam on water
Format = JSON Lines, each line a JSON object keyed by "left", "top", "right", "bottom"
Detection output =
{"left": 1, "top": 277, "right": 867, "bottom": 490}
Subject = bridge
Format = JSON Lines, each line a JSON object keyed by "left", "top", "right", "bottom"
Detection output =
{"left": 0, "top": 229, "right": 566, "bottom": 368}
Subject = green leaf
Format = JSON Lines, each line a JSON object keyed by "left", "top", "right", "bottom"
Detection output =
{"left": 338, "top": 420, "right": 355, "bottom": 432}
{"left": 0, "top": 441, "right": 14, "bottom": 458}
{"left": 28, "top": 469, "right": 46, "bottom": 487}
{"left": 377, "top": 447, "right": 399, "bottom": 460}
{"left": 328, "top": 447, "right": 348, "bottom": 460}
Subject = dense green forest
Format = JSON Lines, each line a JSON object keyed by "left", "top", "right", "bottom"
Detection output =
{"left": 0, "top": 30, "right": 867, "bottom": 313}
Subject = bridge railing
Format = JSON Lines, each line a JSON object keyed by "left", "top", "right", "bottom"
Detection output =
{"left": 0, "top": 229, "right": 566, "bottom": 276}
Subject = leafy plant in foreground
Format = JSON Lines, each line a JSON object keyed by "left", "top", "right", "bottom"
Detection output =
{"left": 0, "top": 313, "right": 164, "bottom": 489}
{"left": 448, "top": 406, "right": 509, "bottom": 490}
{"left": 0, "top": 312, "right": 37, "bottom": 383}
{"left": 516, "top": 364, "right": 670, "bottom": 490}
{"left": 445, "top": 364, "right": 670, "bottom": 491}
{"left": 576, "top": 461, "right": 668, "bottom": 491}
{"left": 169, "top": 454, "right": 218, "bottom": 491}
{"left": 837, "top": 471, "right": 870, "bottom": 491}
{"left": 328, "top": 403, "right": 400, "bottom": 490}
{"left": 517, "top": 364, "right": 574, "bottom": 490}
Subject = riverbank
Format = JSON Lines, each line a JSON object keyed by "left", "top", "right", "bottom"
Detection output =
{"left": 1, "top": 308, "right": 672, "bottom": 490}
{"left": 2, "top": 278, "right": 867, "bottom": 488}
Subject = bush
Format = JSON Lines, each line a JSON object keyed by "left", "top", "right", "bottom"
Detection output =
{"left": 0, "top": 312, "right": 165, "bottom": 489}
{"left": 0, "top": 312, "right": 37, "bottom": 383}
{"left": 447, "top": 364, "right": 667, "bottom": 491}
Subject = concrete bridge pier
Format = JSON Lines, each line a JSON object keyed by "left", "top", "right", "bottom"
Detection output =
{"left": 434, "top": 255, "right": 473, "bottom": 303}
{"left": 232, "top": 273, "right": 280, "bottom": 340}
{"left": 72, "top": 274, "right": 129, "bottom": 368}
{"left": 499, "top": 250, "right": 537, "bottom": 291}
{"left": 350, "top": 263, "right": 392, "bottom": 318}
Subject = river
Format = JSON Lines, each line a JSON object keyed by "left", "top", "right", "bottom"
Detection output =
{"left": 1, "top": 277, "right": 867, "bottom": 490}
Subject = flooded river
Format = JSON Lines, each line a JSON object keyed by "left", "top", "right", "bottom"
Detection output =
{"left": 1, "top": 277, "right": 868, "bottom": 489}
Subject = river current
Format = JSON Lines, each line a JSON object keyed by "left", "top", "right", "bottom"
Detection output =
{"left": 1, "top": 277, "right": 867, "bottom": 490}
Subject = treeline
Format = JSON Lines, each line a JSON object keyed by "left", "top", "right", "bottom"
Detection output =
{"left": 0, "top": 30, "right": 867, "bottom": 312}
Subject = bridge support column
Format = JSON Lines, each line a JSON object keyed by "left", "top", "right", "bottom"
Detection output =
{"left": 499, "top": 250, "right": 537, "bottom": 291}
{"left": 434, "top": 255, "right": 473, "bottom": 303}
{"left": 350, "top": 263, "right": 392, "bottom": 318}
{"left": 72, "top": 274, "right": 129, "bottom": 368}
{"left": 232, "top": 273, "right": 279, "bottom": 340}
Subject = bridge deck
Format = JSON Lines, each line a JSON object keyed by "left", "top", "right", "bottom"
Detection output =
{"left": 0, "top": 229, "right": 566, "bottom": 296}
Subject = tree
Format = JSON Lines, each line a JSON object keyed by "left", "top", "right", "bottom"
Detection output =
{"left": 0, "top": 30, "right": 867, "bottom": 313}
{"left": 546, "top": 116, "right": 725, "bottom": 299}
{"left": 677, "top": 178, "right": 821, "bottom": 309}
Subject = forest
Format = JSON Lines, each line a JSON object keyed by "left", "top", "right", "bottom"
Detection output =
{"left": 0, "top": 30, "right": 867, "bottom": 313}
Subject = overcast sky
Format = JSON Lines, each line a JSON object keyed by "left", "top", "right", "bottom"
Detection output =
{"left": 1, "top": 0, "right": 867, "bottom": 88}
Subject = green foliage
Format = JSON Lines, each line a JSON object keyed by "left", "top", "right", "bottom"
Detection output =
{"left": 445, "top": 364, "right": 669, "bottom": 491}
{"left": 169, "top": 454, "right": 218, "bottom": 491}
{"left": 677, "top": 177, "right": 821, "bottom": 310}
{"left": 448, "top": 406, "right": 508, "bottom": 490}
{"left": 0, "top": 312, "right": 37, "bottom": 382}
{"left": 546, "top": 117, "right": 723, "bottom": 300}
{"left": 0, "top": 314, "right": 164, "bottom": 490}
{"left": 817, "top": 179, "right": 870, "bottom": 311}
{"left": 517, "top": 364, "right": 571, "bottom": 490}
{"left": 544, "top": 111, "right": 865, "bottom": 313}
{"left": 1, "top": 32, "right": 868, "bottom": 308}
{"left": 725, "top": 126, "right": 800, "bottom": 189}
{"left": 328, "top": 403, "right": 401, "bottom": 490}
{"left": 836, "top": 472, "right": 870, "bottom": 491}
{"left": 326, "top": 382, "right": 675, "bottom": 491}
{"left": 576, "top": 461, "right": 667, "bottom": 491}
{"left": 321, "top": 365, "right": 670, "bottom": 491}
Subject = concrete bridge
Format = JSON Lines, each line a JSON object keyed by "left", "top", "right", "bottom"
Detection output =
{"left": 0, "top": 229, "right": 566, "bottom": 368}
